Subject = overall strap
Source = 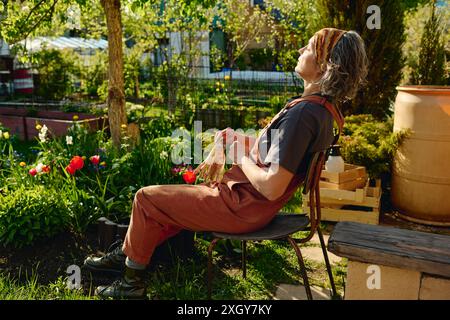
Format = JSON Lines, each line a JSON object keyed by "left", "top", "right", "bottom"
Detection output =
{"left": 285, "top": 95, "right": 344, "bottom": 142}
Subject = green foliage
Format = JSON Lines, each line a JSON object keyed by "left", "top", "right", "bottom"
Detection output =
{"left": 339, "top": 114, "right": 411, "bottom": 179}
{"left": 78, "top": 50, "right": 108, "bottom": 97}
{"left": 62, "top": 180, "right": 100, "bottom": 234}
{"left": 219, "top": 0, "right": 274, "bottom": 70}
{"left": 0, "top": 185, "right": 67, "bottom": 247}
{"left": 410, "top": 1, "right": 448, "bottom": 85}
{"left": 125, "top": 102, "right": 146, "bottom": 123}
{"left": 124, "top": 48, "right": 143, "bottom": 99}
{"left": 264, "top": 0, "right": 319, "bottom": 74}
{"left": 317, "top": 0, "right": 407, "bottom": 119}
{"left": 235, "top": 48, "right": 276, "bottom": 71}
{"left": 140, "top": 112, "right": 177, "bottom": 141}
{"left": 0, "top": 271, "right": 94, "bottom": 300}
{"left": 29, "top": 48, "right": 79, "bottom": 100}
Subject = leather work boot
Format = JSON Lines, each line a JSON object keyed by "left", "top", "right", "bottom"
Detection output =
{"left": 83, "top": 240, "right": 126, "bottom": 274}
{"left": 95, "top": 266, "right": 147, "bottom": 300}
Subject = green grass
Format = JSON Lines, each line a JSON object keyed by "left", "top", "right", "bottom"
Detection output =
{"left": 0, "top": 270, "right": 95, "bottom": 300}
{"left": 144, "top": 106, "right": 168, "bottom": 118}
{"left": 0, "top": 231, "right": 346, "bottom": 300}
{"left": 147, "top": 235, "right": 346, "bottom": 300}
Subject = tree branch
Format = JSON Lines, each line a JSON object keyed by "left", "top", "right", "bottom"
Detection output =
{"left": 20, "top": 0, "right": 47, "bottom": 29}
{"left": 22, "top": 0, "right": 59, "bottom": 41}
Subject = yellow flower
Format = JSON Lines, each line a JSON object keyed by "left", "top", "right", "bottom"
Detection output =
{"left": 82, "top": 156, "right": 86, "bottom": 161}
{"left": 73, "top": 115, "right": 79, "bottom": 121}
{"left": 224, "top": 75, "right": 231, "bottom": 81}
{"left": 19, "top": 162, "right": 26, "bottom": 167}
{"left": 36, "top": 124, "right": 42, "bottom": 131}
{"left": 221, "top": 83, "right": 225, "bottom": 88}
{"left": 100, "top": 161, "right": 106, "bottom": 166}
{"left": 216, "top": 88, "right": 220, "bottom": 92}
{"left": 121, "top": 124, "right": 127, "bottom": 129}
{"left": 215, "top": 81, "right": 220, "bottom": 87}
{"left": 3, "top": 132, "right": 10, "bottom": 140}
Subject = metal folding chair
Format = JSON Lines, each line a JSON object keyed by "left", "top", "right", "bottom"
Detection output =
{"left": 206, "top": 150, "right": 338, "bottom": 300}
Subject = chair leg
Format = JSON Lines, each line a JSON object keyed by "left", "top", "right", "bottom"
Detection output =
{"left": 207, "top": 238, "right": 220, "bottom": 300}
{"left": 317, "top": 228, "right": 338, "bottom": 298}
{"left": 242, "top": 240, "right": 247, "bottom": 279}
{"left": 287, "top": 237, "right": 313, "bottom": 300}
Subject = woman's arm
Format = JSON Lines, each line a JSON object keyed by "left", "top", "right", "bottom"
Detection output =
{"left": 229, "top": 140, "right": 294, "bottom": 201}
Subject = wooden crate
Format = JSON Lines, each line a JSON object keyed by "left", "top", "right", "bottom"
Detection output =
{"left": 320, "top": 164, "right": 367, "bottom": 190}
{"left": 302, "top": 179, "right": 381, "bottom": 225}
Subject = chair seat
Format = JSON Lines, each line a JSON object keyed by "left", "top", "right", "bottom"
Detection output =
{"left": 212, "top": 213, "right": 310, "bottom": 241}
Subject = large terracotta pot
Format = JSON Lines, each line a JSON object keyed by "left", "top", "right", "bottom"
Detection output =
{"left": 391, "top": 85, "right": 450, "bottom": 226}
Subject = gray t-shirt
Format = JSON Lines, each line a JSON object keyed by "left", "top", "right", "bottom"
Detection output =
{"left": 256, "top": 96, "right": 335, "bottom": 175}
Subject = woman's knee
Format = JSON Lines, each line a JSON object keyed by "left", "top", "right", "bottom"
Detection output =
{"left": 134, "top": 185, "right": 157, "bottom": 200}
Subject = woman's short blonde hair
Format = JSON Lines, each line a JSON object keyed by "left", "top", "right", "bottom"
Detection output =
{"left": 318, "top": 31, "right": 369, "bottom": 103}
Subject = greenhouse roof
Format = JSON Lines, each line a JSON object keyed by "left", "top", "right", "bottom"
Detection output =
{"left": 17, "top": 37, "right": 108, "bottom": 52}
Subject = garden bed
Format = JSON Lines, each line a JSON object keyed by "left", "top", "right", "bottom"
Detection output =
{"left": 0, "top": 103, "right": 107, "bottom": 140}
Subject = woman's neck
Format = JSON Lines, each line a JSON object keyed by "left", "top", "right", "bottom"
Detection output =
{"left": 302, "top": 81, "right": 321, "bottom": 97}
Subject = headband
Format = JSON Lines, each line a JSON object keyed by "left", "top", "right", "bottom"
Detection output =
{"left": 314, "top": 28, "right": 347, "bottom": 72}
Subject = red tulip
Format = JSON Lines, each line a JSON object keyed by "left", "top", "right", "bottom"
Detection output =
{"left": 42, "top": 165, "right": 51, "bottom": 173}
{"left": 65, "top": 165, "right": 76, "bottom": 175}
{"left": 182, "top": 171, "right": 196, "bottom": 184}
{"left": 90, "top": 155, "right": 100, "bottom": 165}
{"left": 70, "top": 156, "right": 84, "bottom": 170}
{"left": 29, "top": 168, "right": 37, "bottom": 176}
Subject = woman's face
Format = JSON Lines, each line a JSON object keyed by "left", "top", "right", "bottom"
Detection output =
{"left": 295, "top": 36, "right": 323, "bottom": 82}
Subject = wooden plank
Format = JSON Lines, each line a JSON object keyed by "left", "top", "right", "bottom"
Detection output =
{"left": 318, "top": 187, "right": 366, "bottom": 202}
{"left": 303, "top": 196, "right": 379, "bottom": 208}
{"left": 321, "top": 164, "right": 366, "bottom": 184}
{"left": 368, "top": 179, "right": 382, "bottom": 198}
{"left": 303, "top": 207, "right": 379, "bottom": 225}
{"left": 328, "top": 221, "right": 450, "bottom": 278}
{"left": 303, "top": 179, "right": 381, "bottom": 207}
{"left": 319, "top": 177, "right": 367, "bottom": 190}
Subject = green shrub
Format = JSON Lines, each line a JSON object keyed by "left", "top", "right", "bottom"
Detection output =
{"left": 78, "top": 50, "right": 108, "bottom": 98}
{"left": 125, "top": 102, "right": 146, "bottom": 123}
{"left": 140, "top": 113, "right": 177, "bottom": 141}
{"left": 30, "top": 48, "right": 79, "bottom": 100}
{"left": 62, "top": 183, "right": 100, "bottom": 234}
{"left": 339, "top": 114, "right": 410, "bottom": 179}
{"left": 410, "top": 1, "right": 448, "bottom": 85}
{"left": 0, "top": 186, "right": 68, "bottom": 247}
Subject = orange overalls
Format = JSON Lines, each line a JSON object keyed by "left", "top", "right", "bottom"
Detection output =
{"left": 122, "top": 96, "right": 344, "bottom": 265}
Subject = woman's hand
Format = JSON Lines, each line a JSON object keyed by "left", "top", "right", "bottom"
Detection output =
{"left": 193, "top": 129, "right": 231, "bottom": 183}
{"left": 194, "top": 144, "right": 225, "bottom": 181}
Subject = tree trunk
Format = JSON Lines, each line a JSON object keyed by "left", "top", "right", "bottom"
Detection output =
{"left": 101, "top": 0, "right": 127, "bottom": 148}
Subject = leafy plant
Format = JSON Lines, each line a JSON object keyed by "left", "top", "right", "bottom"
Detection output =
{"left": 339, "top": 114, "right": 411, "bottom": 179}
{"left": 0, "top": 185, "right": 68, "bottom": 247}
{"left": 29, "top": 48, "right": 79, "bottom": 100}
{"left": 77, "top": 50, "right": 108, "bottom": 98}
